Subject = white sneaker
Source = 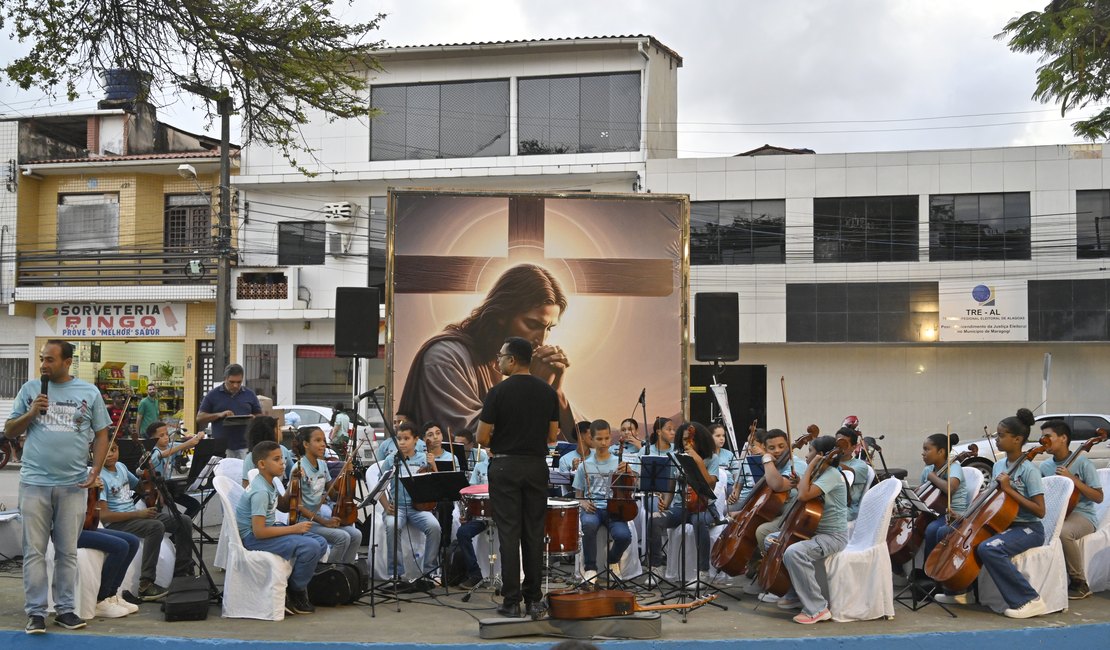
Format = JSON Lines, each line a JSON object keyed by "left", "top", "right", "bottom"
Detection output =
{"left": 111, "top": 595, "right": 139, "bottom": 614}
{"left": 1004, "top": 597, "right": 1048, "bottom": 619}
{"left": 608, "top": 563, "right": 622, "bottom": 580}
{"left": 581, "top": 569, "right": 598, "bottom": 584}
{"left": 94, "top": 598, "right": 129, "bottom": 619}
{"left": 758, "top": 591, "right": 780, "bottom": 603}
{"left": 934, "top": 591, "right": 974, "bottom": 605}
{"left": 710, "top": 572, "right": 733, "bottom": 587}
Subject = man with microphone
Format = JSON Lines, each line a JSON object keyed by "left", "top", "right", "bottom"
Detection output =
{"left": 5, "top": 340, "right": 110, "bottom": 634}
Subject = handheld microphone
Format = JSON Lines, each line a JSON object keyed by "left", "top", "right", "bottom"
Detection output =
{"left": 356, "top": 385, "right": 386, "bottom": 401}
{"left": 40, "top": 374, "right": 49, "bottom": 415}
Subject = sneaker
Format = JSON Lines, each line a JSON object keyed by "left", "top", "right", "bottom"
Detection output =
{"left": 711, "top": 572, "right": 734, "bottom": 587}
{"left": 742, "top": 580, "right": 764, "bottom": 595}
{"left": 54, "top": 612, "right": 87, "bottom": 630}
{"left": 94, "top": 598, "right": 129, "bottom": 619}
{"left": 793, "top": 608, "right": 831, "bottom": 624}
{"left": 284, "top": 593, "right": 298, "bottom": 616}
{"left": 25, "top": 615, "right": 45, "bottom": 635}
{"left": 289, "top": 590, "right": 315, "bottom": 615}
{"left": 581, "top": 569, "right": 598, "bottom": 584}
{"left": 111, "top": 590, "right": 138, "bottom": 612}
{"left": 608, "top": 563, "right": 622, "bottom": 580}
{"left": 139, "top": 584, "right": 168, "bottom": 602}
{"left": 459, "top": 575, "right": 483, "bottom": 590}
{"left": 934, "top": 591, "right": 974, "bottom": 605}
{"left": 1068, "top": 581, "right": 1091, "bottom": 600}
{"left": 120, "top": 590, "right": 143, "bottom": 607}
{"left": 1004, "top": 597, "right": 1048, "bottom": 619}
{"left": 776, "top": 595, "right": 803, "bottom": 610}
{"left": 758, "top": 591, "right": 780, "bottom": 603}
{"left": 526, "top": 600, "right": 548, "bottom": 621}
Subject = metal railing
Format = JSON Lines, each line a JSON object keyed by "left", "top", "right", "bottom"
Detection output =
{"left": 16, "top": 247, "right": 222, "bottom": 286}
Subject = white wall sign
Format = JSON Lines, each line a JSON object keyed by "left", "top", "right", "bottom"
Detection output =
{"left": 939, "top": 280, "right": 1028, "bottom": 342}
{"left": 36, "top": 303, "right": 185, "bottom": 338}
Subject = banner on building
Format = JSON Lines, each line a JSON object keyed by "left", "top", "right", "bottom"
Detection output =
{"left": 939, "top": 280, "right": 1028, "bottom": 342}
{"left": 387, "top": 190, "right": 689, "bottom": 437}
{"left": 35, "top": 303, "right": 185, "bottom": 338}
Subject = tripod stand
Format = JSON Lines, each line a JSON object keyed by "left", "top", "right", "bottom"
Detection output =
{"left": 892, "top": 489, "right": 955, "bottom": 617}
{"left": 637, "top": 454, "right": 676, "bottom": 592}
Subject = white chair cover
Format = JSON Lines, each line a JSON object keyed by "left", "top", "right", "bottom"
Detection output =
{"left": 212, "top": 475, "right": 292, "bottom": 620}
{"left": 1078, "top": 467, "right": 1110, "bottom": 593}
{"left": 362, "top": 463, "right": 427, "bottom": 581}
{"left": 978, "top": 474, "right": 1072, "bottom": 614}
{"left": 212, "top": 457, "right": 245, "bottom": 568}
{"left": 120, "top": 535, "right": 176, "bottom": 594}
{"left": 45, "top": 541, "right": 105, "bottom": 620}
{"left": 573, "top": 510, "right": 643, "bottom": 581}
{"left": 664, "top": 468, "right": 728, "bottom": 582}
{"left": 962, "top": 466, "right": 984, "bottom": 503}
{"left": 824, "top": 477, "right": 901, "bottom": 621}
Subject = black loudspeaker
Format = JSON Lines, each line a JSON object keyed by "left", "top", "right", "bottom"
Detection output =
{"left": 694, "top": 292, "right": 739, "bottom": 362}
{"left": 334, "top": 287, "right": 379, "bottom": 358}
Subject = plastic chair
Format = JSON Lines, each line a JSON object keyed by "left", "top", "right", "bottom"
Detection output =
{"left": 212, "top": 475, "right": 292, "bottom": 620}
{"left": 978, "top": 474, "right": 1073, "bottom": 614}
{"left": 362, "top": 463, "right": 428, "bottom": 581}
{"left": 1078, "top": 467, "right": 1110, "bottom": 593}
{"left": 664, "top": 468, "right": 727, "bottom": 583}
{"left": 824, "top": 477, "right": 901, "bottom": 621}
{"left": 45, "top": 541, "right": 105, "bottom": 620}
{"left": 211, "top": 457, "right": 244, "bottom": 569}
{"left": 961, "top": 466, "right": 984, "bottom": 503}
{"left": 120, "top": 534, "right": 176, "bottom": 594}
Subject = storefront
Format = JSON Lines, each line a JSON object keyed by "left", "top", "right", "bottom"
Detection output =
{"left": 33, "top": 301, "right": 219, "bottom": 436}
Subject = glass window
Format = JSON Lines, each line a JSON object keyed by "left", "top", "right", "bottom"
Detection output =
{"left": 0, "top": 357, "right": 28, "bottom": 398}
{"left": 1076, "top": 190, "right": 1110, "bottom": 259}
{"left": 369, "top": 79, "right": 510, "bottom": 161}
{"left": 277, "top": 221, "right": 325, "bottom": 266}
{"left": 929, "top": 193, "right": 1030, "bottom": 261}
{"left": 57, "top": 194, "right": 119, "bottom": 251}
{"left": 691, "top": 200, "right": 785, "bottom": 264}
{"left": 518, "top": 72, "right": 640, "bottom": 155}
{"left": 1071, "top": 416, "right": 1110, "bottom": 441}
{"left": 787, "top": 282, "right": 938, "bottom": 343}
{"left": 813, "top": 196, "right": 918, "bottom": 262}
{"left": 1028, "top": 279, "right": 1110, "bottom": 341}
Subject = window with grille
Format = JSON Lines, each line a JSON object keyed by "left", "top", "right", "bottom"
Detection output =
{"left": 57, "top": 194, "right": 119, "bottom": 251}
{"left": 691, "top": 200, "right": 786, "bottom": 264}
{"left": 277, "top": 221, "right": 325, "bottom": 265}
{"left": 0, "top": 358, "right": 28, "bottom": 398}
{"left": 814, "top": 196, "right": 919, "bottom": 263}
{"left": 165, "top": 194, "right": 212, "bottom": 251}
{"left": 518, "top": 72, "right": 641, "bottom": 155}
{"left": 196, "top": 340, "right": 214, "bottom": 401}
{"left": 929, "top": 193, "right": 1030, "bottom": 261}
{"left": 369, "top": 79, "right": 510, "bottom": 160}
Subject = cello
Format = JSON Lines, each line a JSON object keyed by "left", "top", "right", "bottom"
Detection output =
{"left": 924, "top": 434, "right": 1051, "bottom": 593}
{"left": 84, "top": 391, "right": 133, "bottom": 530}
{"left": 607, "top": 428, "right": 639, "bottom": 522}
{"left": 711, "top": 424, "right": 818, "bottom": 576}
{"left": 757, "top": 436, "right": 851, "bottom": 597}
{"left": 1059, "top": 428, "right": 1107, "bottom": 515}
{"left": 886, "top": 442, "right": 979, "bottom": 565}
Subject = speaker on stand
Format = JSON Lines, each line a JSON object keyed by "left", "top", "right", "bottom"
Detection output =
{"left": 694, "top": 292, "right": 739, "bottom": 429}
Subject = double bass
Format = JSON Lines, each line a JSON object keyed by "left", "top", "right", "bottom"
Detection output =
{"left": 886, "top": 443, "right": 979, "bottom": 565}
{"left": 757, "top": 437, "right": 850, "bottom": 597}
{"left": 924, "top": 434, "right": 1051, "bottom": 593}
{"left": 711, "top": 424, "right": 818, "bottom": 576}
{"left": 1061, "top": 428, "right": 1107, "bottom": 515}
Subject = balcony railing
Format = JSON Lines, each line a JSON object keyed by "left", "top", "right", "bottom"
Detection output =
{"left": 16, "top": 247, "right": 221, "bottom": 286}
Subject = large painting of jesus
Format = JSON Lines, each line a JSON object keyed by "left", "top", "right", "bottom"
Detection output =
{"left": 387, "top": 190, "right": 689, "bottom": 441}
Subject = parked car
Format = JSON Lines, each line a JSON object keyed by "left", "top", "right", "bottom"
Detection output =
{"left": 951, "top": 413, "right": 1110, "bottom": 482}
{"left": 275, "top": 404, "right": 385, "bottom": 443}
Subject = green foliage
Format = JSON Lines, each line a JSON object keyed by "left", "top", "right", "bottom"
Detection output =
{"left": 0, "top": 0, "right": 385, "bottom": 171}
{"left": 999, "top": 0, "right": 1110, "bottom": 141}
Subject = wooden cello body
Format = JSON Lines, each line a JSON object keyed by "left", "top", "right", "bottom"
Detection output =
{"left": 923, "top": 436, "right": 1049, "bottom": 593}
{"left": 757, "top": 438, "right": 848, "bottom": 597}
{"left": 886, "top": 444, "right": 977, "bottom": 565}
{"left": 546, "top": 588, "right": 716, "bottom": 619}
{"left": 711, "top": 428, "right": 818, "bottom": 576}
{"left": 1063, "top": 428, "right": 1107, "bottom": 515}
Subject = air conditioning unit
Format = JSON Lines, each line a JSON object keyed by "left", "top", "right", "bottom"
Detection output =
{"left": 327, "top": 232, "right": 351, "bottom": 256}
{"left": 322, "top": 201, "right": 359, "bottom": 224}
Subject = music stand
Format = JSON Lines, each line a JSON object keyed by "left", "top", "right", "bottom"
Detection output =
{"left": 443, "top": 442, "right": 470, "bottom": 474}
{"left": 399, "top": 471, "right": 470, "bottom": 595}
{"left": 636, "top": 455, "right": 676, "bottom": 592}
{"left": 892, "top": 489, "right": 955, "bottom": 616}
{"left": 189, "top": 439, "right": 227, "bottom": 548}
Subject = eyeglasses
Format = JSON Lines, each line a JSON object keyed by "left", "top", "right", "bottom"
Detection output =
{"left": 496, "top": 353, "right": 513, "bottom": 360}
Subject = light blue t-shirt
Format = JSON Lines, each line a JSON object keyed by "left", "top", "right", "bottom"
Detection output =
{"left": 150, "top": 445, "right": 178, "bottom": 478}
{"left": 1041, "top": 455, "right": 1102, "bottom": 528}
{"left": 919, "top": 460, "right": 969, "bottom": 515}
{"left": 242, "top": 446, "right": 294, "bottom": 482}
{"left": 741, "top": 454, "right": 807, "bottom": 505}
{"left": 297, "top": 456, "right": 330, "bottom": 513}
{"left": 993, "top": 458, "right": 1045, "bottom": 524}
{"left": 841, "top": 457, "right": 870, "bottom": 522}
{"left": 237, "top": 473, "right": 278, "bottom": 539}
{"left": 469, "top": 459, "right": 489, "bottom": 486}
{"left": 383, "top": 451, "right": 429, "bottom": 509}
{"left": 376, "top": 436, "right": 425, "bottom": 461}
{"left": 11, "top": 377, "right": 110, "bottom": 487}
{"left": 332, "top": 412, "right": 351, "bottom": 440}
{"left": 715, "top": 448, "right": 736, "bottom": 486}
{"left": 467, "top": 447, "right": 489, "bottom": 468}
{"left": 573, "top": 454, "right": 621, "bottom": 508}
{"left": 99, "top": 463, "right": 139, "bottom": 513}
{"left": 813, "top": 467, "right": 848, "bottom": 535}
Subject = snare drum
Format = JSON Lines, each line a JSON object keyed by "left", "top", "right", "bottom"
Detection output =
{"left": 544, "top": 498, "right": 580, "bottom": 555}
{"left": 459, "top": 484, "right": 491, "bottom": 521}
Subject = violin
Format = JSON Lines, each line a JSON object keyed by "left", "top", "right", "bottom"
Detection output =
{"left": 332, "top": 437, "right": 369, "bottom": 526}
{"left": 711, "top": 424, "right": 818, "bottom": 577}
{"left": 287, "top": 464, "right": 303, "bottom": 524}
{"left": 547, "top": 587, "right": 716, "bottom": 620}
{"left": 683, "top": 425, "right": 708, "bottom": 514}
{"left": 758, "top": 436, "right": 850, "bottom": 597}
{"left": 1061, "top": 428, "right": 1107, "bottom": 515}
{"left": 85, "top": 392, "right": 132, "bottom": 530}
{"left": 138, "top": 461, "right": 163, "bottom": 509}
{"left": 924, "top": 434, "right": 1051, "bottom": 593}
{"left": 887, "top": 443, "right": 978, "bottom": 565}
{"left": 606, "top": 427, "right": 639, "bottom": 522}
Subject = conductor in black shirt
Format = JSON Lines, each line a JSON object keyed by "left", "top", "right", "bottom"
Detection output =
{"left": 477, "top": 336, "right": 560, "bottom": 620}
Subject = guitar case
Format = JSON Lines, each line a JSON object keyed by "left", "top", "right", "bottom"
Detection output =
{"left": 307, "top": 562, "right": 368, "bottom": 606}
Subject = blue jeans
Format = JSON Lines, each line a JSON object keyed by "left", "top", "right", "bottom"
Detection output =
{"left": 308, "top": 522, "right": 362, "bottom": 565}
{"left": 978, "top": 521, "right": 1045, "bottom": 608}
{"left": 78, "top": 529, "right": 140, "bottom": 601}
{"left": 581, "top": 508, "right": 632, "bottom": 571}
{"left": 922, "top": 516, "right": 950, "bottom": 563}
{"left": 20, "top": 484, "right": 86, "bottom": 617}
{"left": 241, "top": 530, "right": 327, "bottom": 591}
{"left": 650, "top": 499, "right": 715, "bottom": 571}
{"left": 383, "top": 506, "right": 441, "bottom": 577}
{"left": 456, "top": 518, "right": 489, "bottom": 579}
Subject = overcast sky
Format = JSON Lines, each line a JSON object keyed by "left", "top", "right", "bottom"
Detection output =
{"left": 0, "top": 1, "right": 1099, "bottom": 157}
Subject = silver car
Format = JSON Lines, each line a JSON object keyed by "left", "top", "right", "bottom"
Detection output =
{"left": 951, "top": 413, "right": 1110, "bottom": 482}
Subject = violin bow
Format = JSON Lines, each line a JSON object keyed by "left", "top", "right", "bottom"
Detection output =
{"left": 780, "top": 376, "right": 796, "bottom": 480}
{"left": 945, "top": 421, "right": 953, "bottom": 521}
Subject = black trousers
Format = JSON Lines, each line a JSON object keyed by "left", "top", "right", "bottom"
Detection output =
{"left": 489, "top": 455, "right": 548, "bottom": 606}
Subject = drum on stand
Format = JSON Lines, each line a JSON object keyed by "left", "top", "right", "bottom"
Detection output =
{"left": 544, "top": 498, "right": 580, "bottom": 556}
{"left": 460, "top": 484, "right": 491, "bottom": 521}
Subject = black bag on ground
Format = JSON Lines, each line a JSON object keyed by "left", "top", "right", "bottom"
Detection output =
{"left": 161, "top": 576, "right": 210, "bottom": 621}
{"left": 307, "top": 562, "right": 366, "bottom": 606}
{"left": 443, "top": 541, "right": 469, "bottom": 587}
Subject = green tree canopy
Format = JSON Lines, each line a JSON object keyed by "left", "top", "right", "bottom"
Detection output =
{"left": 1000, "top": 0, "right": 1110, "bottom": 140}
{"left": 1, "top": 0, "right": 384, "bottom": 166}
